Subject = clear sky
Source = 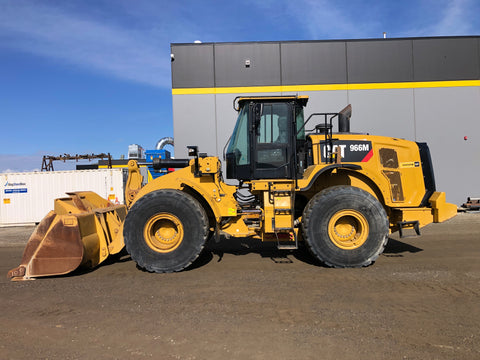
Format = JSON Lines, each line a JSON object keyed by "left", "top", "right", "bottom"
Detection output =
{"left": 1, "top": 0, "right": 479, "bottom": 172}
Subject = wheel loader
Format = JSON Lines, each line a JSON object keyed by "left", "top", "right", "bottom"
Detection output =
{"left": 8, "top": 96, "right": 457, "bottom": 280}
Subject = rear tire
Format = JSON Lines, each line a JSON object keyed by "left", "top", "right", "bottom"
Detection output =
{"left": 302, "top": 186, "right": 389, "bottom": 268}
{"left": 124, "top": 189, "right": 208, "bottom": 273}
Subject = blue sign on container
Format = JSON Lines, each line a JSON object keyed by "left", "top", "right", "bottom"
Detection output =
{"left": 4, "top": 188, "right": 28, "bottom": 194}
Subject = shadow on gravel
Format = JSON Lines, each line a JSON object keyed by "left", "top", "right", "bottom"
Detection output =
{"left": 17, "top": 237, "right": 425, "bottom": 279}
{"left": 197, "top": 236, "right": 425, "bottom": 268}
{"left": 192, "top": 236, "right": 325, "bottom": 270}
{"left": 383, "top": 238, "right": 423, "bottom": 257}
{"left": 40, "top": 250, "right": 134, "bottom": 279}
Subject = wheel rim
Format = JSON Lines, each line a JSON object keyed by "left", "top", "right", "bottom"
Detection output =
{"left": 144, "top": 213, "right": 184, "bottom": 253}
{"left": 328, "top": 210, "right": 369, "bottom": 250}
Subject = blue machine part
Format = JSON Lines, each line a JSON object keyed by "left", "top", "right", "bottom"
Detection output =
{"left": 145, "top": 149, "right": 171, "bottom": 180}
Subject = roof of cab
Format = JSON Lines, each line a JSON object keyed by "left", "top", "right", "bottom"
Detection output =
{"left": 234, "top": 95, "right": 308, "bottom": 110}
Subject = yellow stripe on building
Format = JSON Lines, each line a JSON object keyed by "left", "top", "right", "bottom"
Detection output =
{"left": 172, "top": 80, "right": 480, "bottom": 95}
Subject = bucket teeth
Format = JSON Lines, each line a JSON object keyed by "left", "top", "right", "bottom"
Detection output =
{"left": 7, "top": 266, "right": 27, "bottom": 280}
{"left": 7, "top": 213, "right": 84, "bottom": 281}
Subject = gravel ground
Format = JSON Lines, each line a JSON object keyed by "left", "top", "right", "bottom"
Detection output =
{"left": 1, "top": 212, "right": 479, "bottom": 360}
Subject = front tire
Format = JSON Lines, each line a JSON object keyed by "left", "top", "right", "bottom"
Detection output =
{"left": 124, "top": 190, "right": 208, "bottom": 273}
{"left": 302, "top": 186, "right": 389, "bottom": 268}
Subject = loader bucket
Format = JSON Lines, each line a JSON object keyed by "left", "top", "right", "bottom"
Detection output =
{"left": 7, "top": 191, "right": 127, "bottom": 281}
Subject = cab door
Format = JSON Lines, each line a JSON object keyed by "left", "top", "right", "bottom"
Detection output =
{"left": 252, "top": 102, "right": 294, "bottom": 179}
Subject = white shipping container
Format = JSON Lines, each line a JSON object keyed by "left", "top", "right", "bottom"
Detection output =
{"left": 0, "top": 169, "right": 125, "bottom": 226}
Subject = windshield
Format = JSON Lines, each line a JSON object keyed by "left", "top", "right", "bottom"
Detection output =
{"left": 226, "top": 105, "right": 249, "bottom": 166}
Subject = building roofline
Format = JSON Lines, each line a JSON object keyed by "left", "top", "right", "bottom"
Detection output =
{"left": 171, "top": 35, "right": 480, "bottom": 47}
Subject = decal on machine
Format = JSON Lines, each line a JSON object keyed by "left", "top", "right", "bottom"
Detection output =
{"left": 400, "top": 161, "right": 420, "bottom": 168}
{"left": 320, "top": 140, "right": 373, "bottom": 163}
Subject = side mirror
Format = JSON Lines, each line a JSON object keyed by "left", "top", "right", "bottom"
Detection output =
{"left": 187, "top": 146, "right": 198, "bottom": 157}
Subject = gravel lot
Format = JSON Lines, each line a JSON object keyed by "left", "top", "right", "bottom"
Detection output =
{"left": 1, "top": 212, "right": 479, "bottom": 360}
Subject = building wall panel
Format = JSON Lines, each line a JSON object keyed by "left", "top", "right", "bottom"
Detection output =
{"left": 172, "top": 94, "right": 217, "bottom": 158}
{"left": 295, "top": 90, "right": 350, "bottom": 129}
{"left": 347, "top": 89, "right": 416, "bottom": 140}
{"left": 214, "top": 43, "right": 281, "bottom": 87}
{"left": 281, "top": 42, "right": 347, "bottom": 85}
{"left": 171, "top": 44, "right": 215, "bottom": 88}
{"left": 412, "top": 38, "right": 480, "bottom": 81}
{"left": 414, "top": 86, "right": 480, "bottom": 203}
{"left": 347, "top": 40, "right": 414, "bottom": 83}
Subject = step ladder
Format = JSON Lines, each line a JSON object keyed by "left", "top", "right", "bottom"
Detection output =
{"left": 269, "top": 185, "right": 297, "bottom": 250}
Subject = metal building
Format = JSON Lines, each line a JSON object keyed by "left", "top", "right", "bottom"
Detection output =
{"left": 170, "top": 36, "right": 480, "bottom": 205}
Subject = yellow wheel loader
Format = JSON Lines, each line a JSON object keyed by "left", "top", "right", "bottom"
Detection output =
{"left": 8, "top": 96, "right": 457, "bottom": 280}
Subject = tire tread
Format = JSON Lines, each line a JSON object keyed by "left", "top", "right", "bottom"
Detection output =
{"left": 124, "top": 189, "right": 208, "bottom": 273}
{"left": 302, "top": 185, "right": 389, "bottom": 268}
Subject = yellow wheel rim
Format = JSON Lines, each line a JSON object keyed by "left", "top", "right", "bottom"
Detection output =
{"left": 144, "top": 213, "right": 184, "bottom": 253}
{"left": 328, "top": 210, "right": 369, "bottom": 250}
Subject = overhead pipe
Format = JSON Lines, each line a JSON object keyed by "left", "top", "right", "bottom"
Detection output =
{"left": 155, "top": 137, "right": 174, "bottom": 150}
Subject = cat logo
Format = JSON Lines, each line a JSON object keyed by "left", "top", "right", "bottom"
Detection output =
{"left": 320, "top": 140, "right": 373, "bottom": 163}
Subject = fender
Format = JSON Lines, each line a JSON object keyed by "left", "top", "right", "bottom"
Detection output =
{"left": 298, "top": 164, "right": 362, "bottom": 191}
{"left": 298, "top": 164, "right": 390, "bottom": 206}
{"left": 130, "top": 166, "right": 238, "bottom": 220}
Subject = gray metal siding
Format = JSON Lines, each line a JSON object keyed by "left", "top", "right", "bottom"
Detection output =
{"left": 414, "top": 87, "right": 480, "bottom": 204}
{"left": 299, "top": 91, "right": 349, "bottom": 119}
{"left": 171, "top": 44, "right": 215, "bottom": 88}
{"left": 214, "top": 43, "right": 281, "bottom": 87}
{"left": 171, "top": 37, "right": 480, "bottom": 88}
{"left": 172, "top": 94, "right": 217, "bottom": 158}
{"left": 347, "top": 89, "right": 416, "bottom": 140}
{"left": 281, "top": 42, "right": 347, "bottom": 85}
{"left": 346, "top": 40, "right": 414, "bottom": 83}
{"left": 412, "top": 38, "right": 480, "bottom": 81}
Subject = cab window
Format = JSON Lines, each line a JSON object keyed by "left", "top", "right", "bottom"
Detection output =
{"left": 257, "top": 103, "right": 289, "bottom": 144}
{"left": 226, "top": 105, "right": 249, "bottom": 166}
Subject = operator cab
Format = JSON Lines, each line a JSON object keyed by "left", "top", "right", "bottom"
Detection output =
{"left": 226, "top": 96, "right": 308, "bottom": 181}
